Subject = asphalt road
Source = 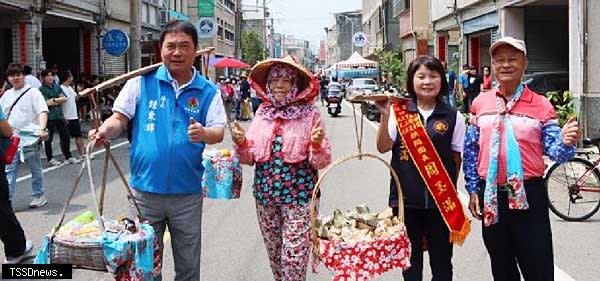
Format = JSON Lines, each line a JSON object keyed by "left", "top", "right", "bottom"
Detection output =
{"left": 1, "top": 102, "right": 599, "bottom": 281}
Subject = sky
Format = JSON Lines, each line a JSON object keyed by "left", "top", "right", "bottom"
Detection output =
{"left": 242, "top": 0, "right": 362, "bottom": 52}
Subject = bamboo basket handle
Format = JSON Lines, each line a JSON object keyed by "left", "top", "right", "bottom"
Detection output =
{"left": 51, "top": 141, "right": 144, "bottom": 235}
{"left": 309, "top": 152, "right": 405, "bottom": 261}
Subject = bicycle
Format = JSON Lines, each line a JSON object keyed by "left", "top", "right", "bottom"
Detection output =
{"left": 544, "top": 137, "right": 600, "bottom": 221}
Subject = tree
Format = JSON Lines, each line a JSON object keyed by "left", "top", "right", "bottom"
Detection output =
{"left": 241, "top": 31, "right": 266, "bottom": 66}
{"left": 374, "top": 49, "right": 406, "bottom": 91}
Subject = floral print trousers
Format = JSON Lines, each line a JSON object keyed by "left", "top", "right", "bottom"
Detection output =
{"left": 255, "top": 200, "right": 315, "bottom": 281}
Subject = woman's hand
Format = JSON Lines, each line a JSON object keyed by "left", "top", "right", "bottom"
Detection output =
{"left": 231, "top": 121, "right": 247, "bottom": 146}
{"left": 562, "top": 117, "right": 580, "bottom": 146}
{"left": 374, "top": 98, "right": 391, "bottom": 117}
{"left": 311, "top": 126, "right": 324, "bottom": 145}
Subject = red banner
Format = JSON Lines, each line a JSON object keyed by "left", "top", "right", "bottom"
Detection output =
{"left": 393, "top": 102, "right": 470, "bottom": 245}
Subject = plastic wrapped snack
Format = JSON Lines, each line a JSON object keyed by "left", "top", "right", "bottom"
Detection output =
{"left": 202, "top": 148, "right": 243, "bottom": 199}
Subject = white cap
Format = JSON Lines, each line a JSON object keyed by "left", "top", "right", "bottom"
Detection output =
{"left": 489, "top": 36, "right": 527, "bottom": 56}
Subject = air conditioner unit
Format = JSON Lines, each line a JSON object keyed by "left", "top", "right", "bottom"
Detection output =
{"left": 159, "top": 7, "right": 168, "bottom": 26}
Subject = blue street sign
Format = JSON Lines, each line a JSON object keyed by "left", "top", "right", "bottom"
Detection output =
{"left": 102, "top": 29, "right": 130, "bottom": 56}
{"left": 197, "top": 17, "right": 217, "bottom": 39}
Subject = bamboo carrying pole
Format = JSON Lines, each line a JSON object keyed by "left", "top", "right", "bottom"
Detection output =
{"left": 79, "top": 47, "right": 216, "bottom": 129}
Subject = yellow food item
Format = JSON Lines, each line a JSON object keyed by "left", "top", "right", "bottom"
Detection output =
{"left": 220, "top": 149, "right": 231, "bottom": 157}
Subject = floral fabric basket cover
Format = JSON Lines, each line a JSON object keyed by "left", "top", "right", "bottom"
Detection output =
{"left": 318, "top": 229, "right": 411, "bottom": 280}
{"left": 202, "top": 149, "right": 243, "bottom": 199}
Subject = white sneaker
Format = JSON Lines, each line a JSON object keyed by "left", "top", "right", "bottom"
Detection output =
{"left": 48, "top": 159, "right": 62, "bottom": 166}
{"left": 65, "top": 157, "right": 82, "bottom": 164}
{"left": 4, "top": 240, "right": 34, "bottom": 264}
{"left": 29, "top": 196, "right": 47, "bottom": 208}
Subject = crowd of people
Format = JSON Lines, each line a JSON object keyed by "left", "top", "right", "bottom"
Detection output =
{"left": 216, "top": 74, "right": 258, "bottom": 121}
{"left": 0, "top": 18, "right": 582, "bottom": 281}
{"left": 441, "top": 60, "right": 494, "bottom": 113}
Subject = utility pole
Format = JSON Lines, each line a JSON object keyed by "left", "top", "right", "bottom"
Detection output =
{"left": 130, "top": 0, "right": 142, "bottom": 70}
{"left": 263, "top": 0, "right": 267, "bottom": 59}
{"left": 270, "top": 17, "right": 274, "bottom": 58}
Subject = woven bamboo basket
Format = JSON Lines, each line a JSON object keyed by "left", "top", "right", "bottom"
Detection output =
{"left": 45, "top": 141, "right": 144, "bottom": 271}
{"left": 309, "top": 152, "right": 412, "bottom": 280}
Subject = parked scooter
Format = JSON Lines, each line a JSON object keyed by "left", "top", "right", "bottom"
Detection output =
{"left": 327, "top": 80, "right": 342, "bottom": 117}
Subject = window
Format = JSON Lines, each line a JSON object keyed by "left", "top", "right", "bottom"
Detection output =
{"left": 218, "top": 25, "right": 224, "bottom": 38}
{"left": 149, "top": 6, "right": 157, "bottom": 25}
{"left": 225, "top": 30, "right": 234, "bottom": 41}
{"left": 142, "top": 3, "right": 149, "bottom": 23}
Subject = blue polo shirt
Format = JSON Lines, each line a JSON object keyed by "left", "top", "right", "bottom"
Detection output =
{"left": 129, "top": 65, "right": 217, "bottom": 194}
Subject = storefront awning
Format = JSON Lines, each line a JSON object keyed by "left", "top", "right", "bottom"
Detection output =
{"left": 336, "top": 68, "right": 379, "bottom": 79}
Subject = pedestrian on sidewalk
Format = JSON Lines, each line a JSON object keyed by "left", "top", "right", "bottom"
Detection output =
{"left": 463, "top": 37, "right": 580, "bottom": 281}
{"left": 0, "top": 107, "right": 34, "bottom": 264}
{"left": 481, "top": 65, "right": 493, "bottom": 91}
{"left": 39, "top": 69, "right": 77, "bottom": 166}
{"left": 89, "top": 20, "right": 226, "bottom": 281}
{"left": 374, "top": 55, "right": 469, "bottom": 281}
{"left": 59, "top": 71, "right": 85, "bottom": 160}
{"left": 0, "top": 63, "right": 49, "bottom": 208}
{"left": 23, "top": 65, "right": 41, "bottom": 88}
{"left": 231, "top": 55, "right": 332, "bottom": 281}
{"left": 442, "top": 61, "right": 457, "bottom": 109}
{"left": 462, "top": 66, "right": 483, "bottom": 114}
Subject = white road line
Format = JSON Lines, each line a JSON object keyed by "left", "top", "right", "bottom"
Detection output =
{"left": 342, "top": 100, "right": 578, "bottom": 281}
{"left": 15, "top": 141, "right": 129, "bottom": 183}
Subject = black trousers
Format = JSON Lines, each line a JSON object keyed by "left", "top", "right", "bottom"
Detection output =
{"left": 394, "top": 207, "right": 453, "bottom": 281}
{"left": 45, "top": 119, "right": 71, "bottom": 161}
{"left": 0, "top": 166, "right": 26, "bottom": 257}
{"left": 478, "top": 178, "right": 554, "bottom": 281}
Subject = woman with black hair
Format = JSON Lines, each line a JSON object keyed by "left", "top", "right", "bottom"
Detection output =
{"left": 374, "top": 55, "right": 470, "bottom": 281}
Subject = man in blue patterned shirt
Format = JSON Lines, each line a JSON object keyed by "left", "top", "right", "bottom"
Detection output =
{"left": 463, "top": 37, "right": 580, "bottom": 281}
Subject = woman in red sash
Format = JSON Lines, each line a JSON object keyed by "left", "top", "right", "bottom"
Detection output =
{"left": 375, "top": 55, "right": 468, "bottom": 281}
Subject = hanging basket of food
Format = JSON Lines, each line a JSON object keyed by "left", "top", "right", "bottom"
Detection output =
{"left": 310, "top": 152, "right": 411, "bottom": 281}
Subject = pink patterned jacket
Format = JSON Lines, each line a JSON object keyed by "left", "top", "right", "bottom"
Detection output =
{"left": 234, "top": 107, "right": 332, "bottom": 169}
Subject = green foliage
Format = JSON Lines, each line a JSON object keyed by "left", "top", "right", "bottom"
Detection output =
{"left": 241, "top": 31, "right": 265, "bottom": 67}
{"left": 547, "top": 90, "right": 576, "bottom": 127}
{"left": 374, "top": 49, "right": 406, "bottom": 90}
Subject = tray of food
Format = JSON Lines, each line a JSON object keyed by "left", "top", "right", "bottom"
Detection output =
{"left": 348, "top": 93, "right": 410, "bottom": 103}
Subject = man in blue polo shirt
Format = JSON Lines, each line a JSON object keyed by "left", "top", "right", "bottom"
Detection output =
{"left": 89, "top": 21, "right": 226, "bottom": 281}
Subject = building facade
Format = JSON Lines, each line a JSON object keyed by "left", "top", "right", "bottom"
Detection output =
{"left": 429, "top": 0, "right": 600, "bottom": 138}
{"left": 0, "top": 0, "right": 164, "bottom": 80}
{"left": 396, "top": 0, "right": 431, "bottom": 64}
{"left": 189, "top": 0, "right": 241, "bottom": 60}
{"left": 325, "top": 10, "right": 361, "bottom": 67}
{"left": 283, "top": 35, "right": 313, "bottom": 70}
{"left": 361, "top": 0, "right": 383, "bottom": 58}
{"left": 241, "top": 5, "right": 267, "bottom": 51}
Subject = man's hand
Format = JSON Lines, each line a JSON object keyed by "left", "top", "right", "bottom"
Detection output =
{"left": 88, "top": 126, "right": 108, "bottom": 148}
{"left": 469, "top": 193, "right": 482, "bottom": 220}
{"left": 562, "top": 117, "right": 580, "bottom": 146}
{"left": 231, "top": 121, "right": 246, "bottom": 146}
{"left": 188, "top": 117, "right": 206, "bottom": 143}
{"left": 39, "top": 129, "right": 49, "bottom": 141}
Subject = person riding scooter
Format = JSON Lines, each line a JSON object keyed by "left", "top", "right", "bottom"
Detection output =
{"left": 326, "top": 77, "right": 342, "bottom": 117}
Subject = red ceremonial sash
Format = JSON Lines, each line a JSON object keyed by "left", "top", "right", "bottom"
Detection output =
{"left": 392, "top": 102, "right": 470, "bottom": 245}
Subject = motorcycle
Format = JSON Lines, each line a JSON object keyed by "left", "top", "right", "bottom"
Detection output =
{"left": 327, "top": 82, "right": 342, "bottom": 117}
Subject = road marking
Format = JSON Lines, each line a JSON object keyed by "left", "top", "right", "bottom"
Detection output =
{"left": 342, "top": 100, "right": 578, "bottom": 281}
{"left": 164, "top": 231, "right": 171, "bottom": 244}
{"left": 16, "top": 141, "right": 129, "bottom": 183}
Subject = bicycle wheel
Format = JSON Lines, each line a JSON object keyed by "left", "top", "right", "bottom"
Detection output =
{"left": 545, "top": 158, "right": 600, "bottom": 221}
